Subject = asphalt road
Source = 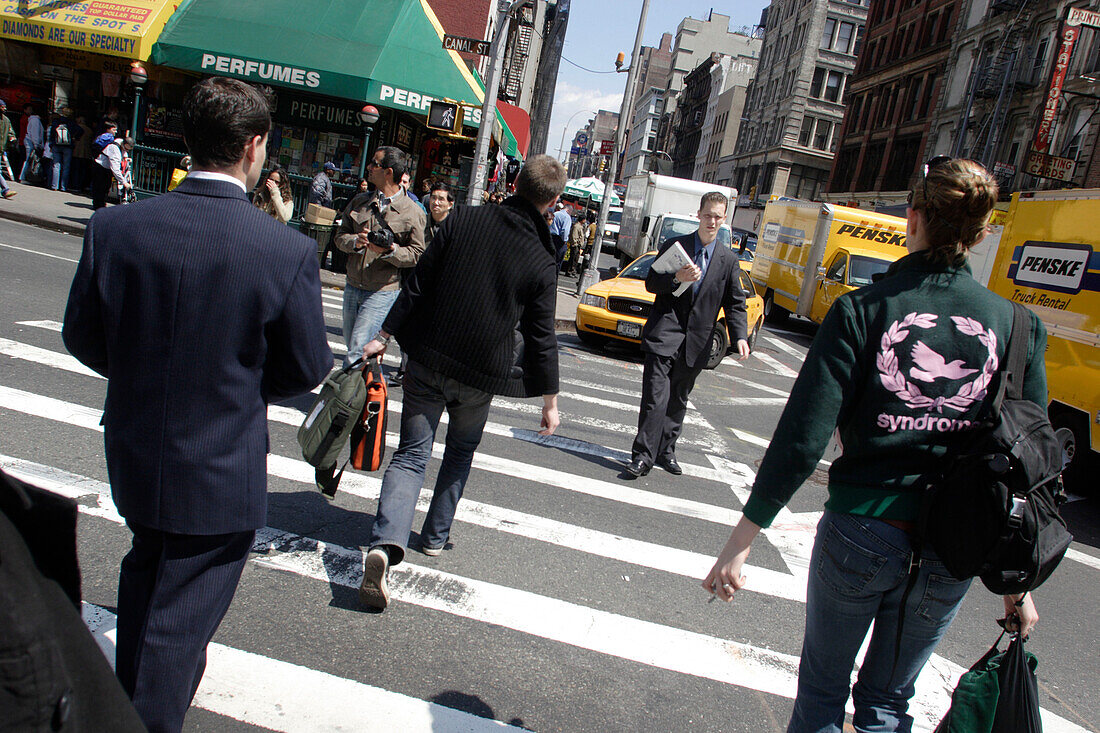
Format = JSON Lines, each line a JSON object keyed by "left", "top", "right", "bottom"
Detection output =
{"left": 1, "top": 219, "right": 1097, "bottom": 733}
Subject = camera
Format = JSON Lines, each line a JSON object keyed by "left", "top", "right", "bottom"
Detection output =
{"left": 365, "top": 228, "right": 394, "bottom": 251}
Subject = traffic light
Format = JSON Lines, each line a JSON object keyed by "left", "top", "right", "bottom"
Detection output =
{"left": 598, "top": 156, "right": 607, "bottom": 173}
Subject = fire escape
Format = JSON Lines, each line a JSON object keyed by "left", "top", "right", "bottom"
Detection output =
{"left": 951, "top": 0, "right": 1036, "bottom": 172}
{"left": 500, "top": 5, "right": 535, "bottom": 103}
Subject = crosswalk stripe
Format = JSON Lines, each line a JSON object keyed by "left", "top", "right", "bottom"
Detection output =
{"left": 752, "top": 351, "right": 800, "bottom": 379}
{"left": 15, "top": 319, "right": 64, "bottom": 332}
{"left": 728, "top": 427, "right": 832, "bottom": 468}
{"left": 81, "top": 604, "right": 521, "bottom": 733}
{"left": 0, "top": 337, "right": 100, "bottom": 378}
{"left": 762, "top": 334, "right": 808, "bottom": 359}
{"left": 708, "top": 369, "right": 792, "bottom": 398}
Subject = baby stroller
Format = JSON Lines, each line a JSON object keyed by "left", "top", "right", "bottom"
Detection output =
{"left": 117, "top": 147, "right": 137, "bottom": 204}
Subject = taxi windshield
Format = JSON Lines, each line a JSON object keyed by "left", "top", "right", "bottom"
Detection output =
{"left": 620, "top": 254, "right": 656, "bottom": 280}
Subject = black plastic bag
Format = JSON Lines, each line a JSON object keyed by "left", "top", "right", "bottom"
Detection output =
{"left": 991, "top": 634, "right": 1042, "bottom": 733}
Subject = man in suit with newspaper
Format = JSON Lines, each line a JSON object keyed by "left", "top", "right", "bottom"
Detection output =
{"left": 63, "top": 77, "right": 332, "bottom": 731}
{"left": 624, "top": 191, "right": 750, "bottom": 478}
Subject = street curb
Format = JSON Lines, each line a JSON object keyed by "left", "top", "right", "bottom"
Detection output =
{"left": 0, "top": 208, "right": 86, "bottom": 237}
{"left": 554, "top": 318, "right": 575, "bottom": 332}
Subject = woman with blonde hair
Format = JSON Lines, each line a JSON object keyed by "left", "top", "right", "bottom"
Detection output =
{"left": 253, "top": 166, "right": 293, "bottom": 223}
{"left": 703, "top": 158, "right": 1045, "bottom": 732}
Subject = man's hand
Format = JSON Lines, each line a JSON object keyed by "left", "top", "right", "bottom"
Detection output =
{"left": 735, "top": 339, "right": 750, "bottom": 360}
{"left": 361, "top": 338, "right": 387, "bottom": 361}
{"left": 539, "top": 394, "right": 559, "bottom": 436}
{"left": 674, "top": 263, "right": 701, "bottom": 284}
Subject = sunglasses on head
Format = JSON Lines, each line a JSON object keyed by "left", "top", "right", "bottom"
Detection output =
{"left": 908, "top": 155, "right": 953, "bottom": 208}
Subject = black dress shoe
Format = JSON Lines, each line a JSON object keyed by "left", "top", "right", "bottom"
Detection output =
{"left": 622, "top": 457, "right": 651, "bottom": 478}
{"left": 657, "top": 455, "right": 683, "bottom": 475}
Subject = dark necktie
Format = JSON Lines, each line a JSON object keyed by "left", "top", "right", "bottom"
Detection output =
{"left": 693, "top": 247, "right": 709, "bottom": 296}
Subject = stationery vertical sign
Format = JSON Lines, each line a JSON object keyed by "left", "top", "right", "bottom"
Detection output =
{"left": 1033, "top": 20, "right": 1080, "bottom": 154}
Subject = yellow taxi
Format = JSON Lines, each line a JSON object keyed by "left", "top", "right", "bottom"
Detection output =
{"left": 576, "top": 250, "right": 765, "bottom": 369}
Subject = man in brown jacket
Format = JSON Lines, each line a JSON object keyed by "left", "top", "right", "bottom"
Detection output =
{"left": 335, "top": 145, "right": 426, "bottom": 366}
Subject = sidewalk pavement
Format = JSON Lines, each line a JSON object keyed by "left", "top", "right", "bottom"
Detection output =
{"left": 0, "top": 180, "right": 584, "bottom": 331}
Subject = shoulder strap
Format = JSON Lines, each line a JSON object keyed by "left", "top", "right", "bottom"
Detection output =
{"left": 1004, "top": 302, "right": 1031, "bottom": 403}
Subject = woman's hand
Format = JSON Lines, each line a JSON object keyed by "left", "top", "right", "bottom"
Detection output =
{"left": 701, "top": 518, "right": 762, "bottom": 602}
{"left": 265, "top": 178, "right": 278, "bottom": 194}
{"left": 1002, "top": 592, "right": 1038, "bottom": 638}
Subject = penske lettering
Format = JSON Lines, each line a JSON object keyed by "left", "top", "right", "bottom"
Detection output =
{"left": 200, "top": 54, "right": 321, "bottom": 89}
{"left": 1012, "top": 242, "right": 1090, "bottom": 293}
{"left": 835, "top": 224, "right": 906, "bottom": 247}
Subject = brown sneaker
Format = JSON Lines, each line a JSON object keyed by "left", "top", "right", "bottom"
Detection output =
{"left": 3, "top": 191, "right": 15, "bottom": 199}
{"left": 359, "top": 547, "right": 390, "bottom": 610}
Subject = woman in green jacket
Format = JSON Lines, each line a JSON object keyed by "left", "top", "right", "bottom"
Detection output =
{"left": 703, "top": 159, "right": 1044, "bottom": 732}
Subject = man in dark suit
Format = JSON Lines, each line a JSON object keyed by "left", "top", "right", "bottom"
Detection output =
{"left": 624, "top": 191, "right": 750, "bottom": 478}
{"left": 62, "top": 77, "right": 332, "bottom": 732}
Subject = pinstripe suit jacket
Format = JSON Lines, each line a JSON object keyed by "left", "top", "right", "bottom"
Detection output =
{"left": 63, "top": 177, "right": 333, "bottom": 534}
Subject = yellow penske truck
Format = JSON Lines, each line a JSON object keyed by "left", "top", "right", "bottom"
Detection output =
{"left": 986, "top": 190, "right": 1100, "bottom": 487}
{"left": 750, "top": 201, "right": 909, "bottom": 324}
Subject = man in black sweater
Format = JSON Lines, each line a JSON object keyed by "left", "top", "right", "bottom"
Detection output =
{"left": 357, "top": 154, "right": 566, "bottom": 611}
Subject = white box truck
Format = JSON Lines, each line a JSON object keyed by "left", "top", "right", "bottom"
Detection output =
{"left": 615, "top": 173, "right": 736, "bottom": 266}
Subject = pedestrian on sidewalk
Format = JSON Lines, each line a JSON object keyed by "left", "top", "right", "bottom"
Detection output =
{"left": 71, "top": 113, "right": 94, "bottom": 192}
{"left": 18, "top": 104, "right": 43, "bottom": 184}
{"left": 91, "top": 131, "right": 132, "bottom": 209}
{"left": 62, "top": 76, "right": 332, "bottom": 732}
{"left": 567, "top": 211, "right": 586, "bottom": 275}
{"left": 333, "top": 145, "right": 425, "bottom": 368}
{"left": 0, "top": 99, "right": 17, "bottom": 184}
{"left": 356, "top": 155, "right": 565, "bottom": 612}
{"left": 309, "top": 161, "right": 335, "bottom": 208}
{"left": 252, "top": 165, "right": 293, "bottom": 223}
{"left": 622, "top": 192, "right": 750, "bottom": 479}
{"left": 49, "top": 106, "right": 82, "bottom": 191}
{"left": 702, "top": 159, "right": 1042, "bottom": 732}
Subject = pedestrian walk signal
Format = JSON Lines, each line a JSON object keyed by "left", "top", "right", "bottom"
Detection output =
{"left": 427, "top": 101, "right": 462, "bottom": 133}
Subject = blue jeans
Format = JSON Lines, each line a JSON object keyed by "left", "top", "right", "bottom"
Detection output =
{"left": 367, "top": 359, "right": 493, "bottom": 565}
{"left": 789, "top": 512, "right": 972, "bottom": 733}
{"left": 51, "top": 145, "right": 73, "bottom": 190}
{"left": 342, "top": 284, "right": 399, "bottom": 366}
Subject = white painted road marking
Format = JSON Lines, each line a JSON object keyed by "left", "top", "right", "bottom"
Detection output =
{"left": 0, "top": 241, "right": 79, "bottom": 263}
{"left": 81, "top": 604, "right": 520, "bottom": 732}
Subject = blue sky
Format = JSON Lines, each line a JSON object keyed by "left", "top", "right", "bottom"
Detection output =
{"left": 547, "top": 0, "right": 771, "bottom": 161}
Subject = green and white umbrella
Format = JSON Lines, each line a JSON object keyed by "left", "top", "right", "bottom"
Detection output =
{"left": 563, "top": 177, "right": 620, "bottom": 205}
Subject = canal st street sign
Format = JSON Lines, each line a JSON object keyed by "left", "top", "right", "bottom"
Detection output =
{"left": 1025, "top": 148, "right": 1076, "bottom": 182}
{"left": 443, "top": 34, "right": 491, "bottom": 56}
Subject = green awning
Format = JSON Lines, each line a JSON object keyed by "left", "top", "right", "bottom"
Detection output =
{"left": 152, "top": 0, "right": 490, "bottom": 123}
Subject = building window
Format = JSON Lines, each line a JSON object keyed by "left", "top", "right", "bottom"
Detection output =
{"left": 824, "top": 71, "right": 843, "bottom": 102}
{"left": 938, "top": 4, "right": 955, "bottom": 43}
{"left": 1031, "top": 37, "right": 1050, "bottom": 83}
{"left": 836, "top": 22, "right": 855, "bottom": 54}
{"left": 821, "top": 18, "right": 837, "bottom": 49}
{"left": 814, "top": 119, "right": 833, "bottom": 150}
{"left": 811, "top": 67, "right": 826, "bottom": 97}
{"left": 854, "top": 26, "right": 865, "bottom": 56}
{"left": 907, "top": 77, "right": 924, "bottom": 121}
{"left": 1063, "top": 108, "right": 1092, "bottom": 160}
{"left": 799, "top": 115, "right": 815, "bottom": 146}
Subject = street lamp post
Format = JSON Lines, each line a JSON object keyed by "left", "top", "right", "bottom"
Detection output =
{"left": 357, "top": 105, "right": 380, "bottom": 181}
{"left": 129, "top": 62, "right": 148, "bottom": 142}
{"left": 557, "top": 108, "right": 596, "bottom": 162}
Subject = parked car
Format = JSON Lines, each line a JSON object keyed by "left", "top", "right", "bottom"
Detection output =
{"left": 575, "top": 251, "right": 765, "bottom": 369}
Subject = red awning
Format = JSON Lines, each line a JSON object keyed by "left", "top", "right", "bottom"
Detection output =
{"left": 497, "top": 101, "right": 531, "bottom": 159}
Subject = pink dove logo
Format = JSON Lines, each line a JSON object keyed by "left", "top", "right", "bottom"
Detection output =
{"left": 876, "top": 313, "right": 999, "bottom": 414}
{"left": 908, "top": 340, "right": 979, "bottom": 383}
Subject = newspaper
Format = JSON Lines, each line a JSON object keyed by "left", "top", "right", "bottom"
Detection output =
{"left": 651, "top": 241, "right": 694, "bottom": 297}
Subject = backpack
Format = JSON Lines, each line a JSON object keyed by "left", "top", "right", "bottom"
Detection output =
{"left": 53, "top": 123, "right": 70, "bottom": 146}
{"left": 920, "top": 302, "right": 1072, "bottom": 595}
{"left": 92, "top": 131, "right": 115, "bottom": 156}
{"left": 297, "top": 358, "right": 367, "bottom": 496}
